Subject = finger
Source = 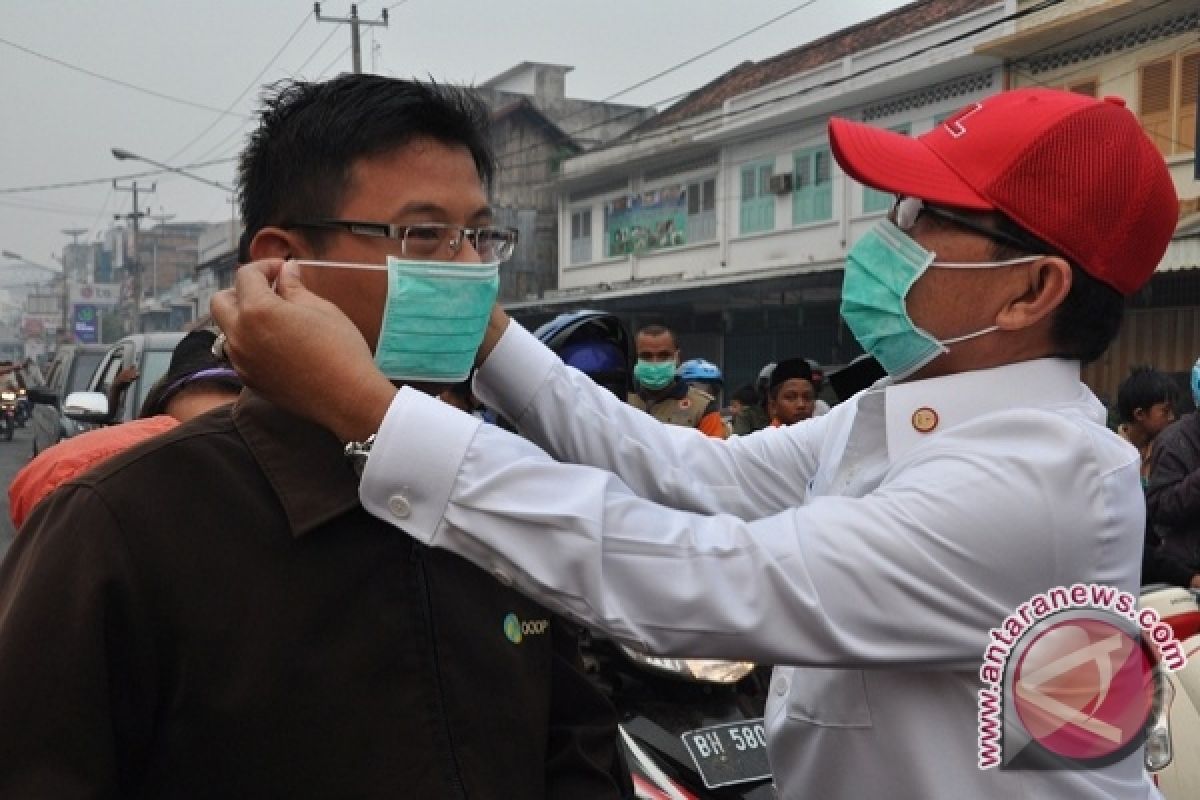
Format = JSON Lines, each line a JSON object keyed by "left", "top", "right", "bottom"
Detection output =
{"left": 232, "top": 258, "right": 285, "bottom": 306}
{"left": 209, "top": 288, "right": 238, "bottom": 332}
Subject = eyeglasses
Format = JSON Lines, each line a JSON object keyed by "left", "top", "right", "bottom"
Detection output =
{"left": 287, "top": 219, "right": 519, "bottom": 263}
{"left": 890, "top": 196, "right": 1043, "bottom": 254}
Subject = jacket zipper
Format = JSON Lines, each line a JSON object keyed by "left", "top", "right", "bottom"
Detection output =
{"left": 413, "top": 547, "right": 469, "bottom": 799}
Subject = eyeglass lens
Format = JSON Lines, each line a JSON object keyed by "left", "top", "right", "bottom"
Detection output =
{"left": 403, "top": 225, "right": 513, "bottom": 261}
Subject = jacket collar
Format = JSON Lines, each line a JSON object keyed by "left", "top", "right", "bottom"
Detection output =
{"left": 233, "top": 390, "right": 361, "bottom": 538}
{"left": 880, "top": 358, "right": 1098, "bottom": 461}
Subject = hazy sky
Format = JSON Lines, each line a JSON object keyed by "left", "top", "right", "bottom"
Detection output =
{"left": 1, "top": 0, "right": 902, "bottom": 273}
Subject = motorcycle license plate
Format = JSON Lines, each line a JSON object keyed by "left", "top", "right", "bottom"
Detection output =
{"left": 681, "top": 718, "right": 772, "bottom": 789}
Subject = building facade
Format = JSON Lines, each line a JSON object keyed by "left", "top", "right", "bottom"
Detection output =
{"left": 519, "top": 0, "right": 1197, "bottom": 403}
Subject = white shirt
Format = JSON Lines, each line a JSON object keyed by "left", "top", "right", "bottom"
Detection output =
{"left": 361, "top": 322, "right": 1157, "bottom": 800}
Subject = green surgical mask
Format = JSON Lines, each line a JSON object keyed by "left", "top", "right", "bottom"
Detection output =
{"left": 840, "top": 221, "right": 1037, "bottom": 380}
{"left": 293, "top": 258, "right": 498, "bottom": 383}
{"left": 634, "top": 359, "right": 677, "bottom": 390}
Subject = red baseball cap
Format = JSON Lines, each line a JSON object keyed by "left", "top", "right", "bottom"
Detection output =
{"left": 829, "top": 88, "right": 1179, "bottom": 295}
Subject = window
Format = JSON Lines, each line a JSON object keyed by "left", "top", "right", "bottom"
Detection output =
{"left": 740, "top": 162, "right": 776, "bottom": 235}
{"left": 793, "top": 145, "right": 833, "bottom": 225}
{"left": 1066, "top": 79, "right": 1097, "bottom": 97}
{"left": 862, "top": 124, "right": 910, "bottom": 214}
{"left": 686, "top": 177, "right": 717, "bottom": 242}
{"left": 1139, "top": 49, "right": 1198, "bottom": 156}
{"left": 570, "top": 208, "right": 592, "bottom": 264}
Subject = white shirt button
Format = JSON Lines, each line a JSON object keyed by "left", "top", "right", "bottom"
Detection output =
{"left": 773, "top": 677, "right": 789, "bottom": 696}
{"left": 387, "top": 494, "right": 412, "bottom": 519}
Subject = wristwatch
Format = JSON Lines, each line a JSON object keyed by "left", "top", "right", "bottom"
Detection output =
{"left": 344, "top": 434, "right": 376, "bottom": 477}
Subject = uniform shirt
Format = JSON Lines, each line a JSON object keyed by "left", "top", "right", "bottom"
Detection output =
{"left": 0, "top": 391, "right": 626, "bottom": 799}
{"left": 360, "top": 322, "right": 1157, "bottom": 800}
{"left": 630, "top": 380, "right": 727, "bottom": 438}
{"left": 8, "top": 414, "right": 179, "bottom": 528}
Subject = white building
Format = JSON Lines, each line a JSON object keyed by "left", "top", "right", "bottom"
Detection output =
{"left": 516, "top": 0, "right": 1197, "bottom": 400}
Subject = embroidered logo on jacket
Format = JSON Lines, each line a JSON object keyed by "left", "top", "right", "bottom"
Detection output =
{"left": 503, "top": 612, "right": 550, "bottom": 644}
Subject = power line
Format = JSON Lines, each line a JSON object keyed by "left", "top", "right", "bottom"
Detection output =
{"left": 599, "top": 0, "right": 824, "bottom": 106}
{"left": 0, "top": 158, "right": 236, "bottom": 195}
{"left": 497, "top": 0, "right": 1067, "bottom": 176}
{"left": 0, "top": 35, "right": 251, "bottom": 119}
{"left": 166, "top": 10, "right": 314, "bottom": 164}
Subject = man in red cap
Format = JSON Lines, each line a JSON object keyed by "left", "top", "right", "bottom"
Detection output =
{"left": 213, "top": 88, "right": 1179, "bottom": 799}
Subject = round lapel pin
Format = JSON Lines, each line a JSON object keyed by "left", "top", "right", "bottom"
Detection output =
{"left": 911, "top": 407, "right": 939, "bottom": 433}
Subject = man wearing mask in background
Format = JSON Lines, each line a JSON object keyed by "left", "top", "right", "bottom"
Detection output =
{"left": 0, "top": 75, "right": 626, "bottom": 799}
{"left": 629, "top": 323, "right": 726, "bottom": 438}
{"left": 214, "top": 89, "right": 1178, "bottom": 798}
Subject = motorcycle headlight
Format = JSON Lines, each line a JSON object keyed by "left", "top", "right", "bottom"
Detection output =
{"left": 619, "top": 645, "right": 756, "bottom": 684}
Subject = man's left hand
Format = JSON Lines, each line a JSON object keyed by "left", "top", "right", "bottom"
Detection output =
{"left": 210, "top": 259, "right": 396, "bottom": 443}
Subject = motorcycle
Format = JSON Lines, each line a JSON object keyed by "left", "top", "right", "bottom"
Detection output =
{"left": 1139, "top": 585, "right": 1200, "bottom": 800}
{"left": 14, "top": 388, "right": 29, "bottom": 428}
{"left": 0, "top": 389, "right": 17, "bottom": 441}
{"left": 581, "top": 631, "right": 775, "bottom": 799}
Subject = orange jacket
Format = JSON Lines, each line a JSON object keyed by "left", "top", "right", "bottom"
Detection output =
{"left": 9, "top": 415, "right": 179, "bottom": 529}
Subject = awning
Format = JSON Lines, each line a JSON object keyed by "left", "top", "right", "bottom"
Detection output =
{"left": 1157, "top": 213, "right": 1200, "bottom": 273}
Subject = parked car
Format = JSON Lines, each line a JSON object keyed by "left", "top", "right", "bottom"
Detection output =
{"left": 28, "top": 344, "right": 108, "bottom": 457}
{"left": 77, "top": 332, "right": 187, "bottom": 427}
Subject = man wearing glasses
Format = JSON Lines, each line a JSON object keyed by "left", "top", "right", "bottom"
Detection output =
{"left": 0, "top": 75, "right": 628, "bottom": 799}
{"left": 214, "top": 89, "right": 1178, "bottom": 797}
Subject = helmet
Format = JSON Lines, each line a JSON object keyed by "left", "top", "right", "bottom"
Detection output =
{"left": 534, "top": 310, "right": 632, "bottom": 398}
{"left": 678, "top": 358, "right": 722, "bottom": 384}
{"left": 559, "top": 339, "right": 626, "bottom": 374}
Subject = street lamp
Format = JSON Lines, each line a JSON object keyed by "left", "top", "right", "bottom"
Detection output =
{"left": 111, "top": 148, "right": 233, "bottom": 193}
{"left": 111, "top": 148, "right": 238, "bottom": 332}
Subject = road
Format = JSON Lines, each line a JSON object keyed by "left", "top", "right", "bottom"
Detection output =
{"left": 0, "top": 423, "right": 30, "bottom": 559}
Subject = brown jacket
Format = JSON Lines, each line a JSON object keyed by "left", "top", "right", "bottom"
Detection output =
{"left": 0, "top": 392, "right": 626, "bottom": 799}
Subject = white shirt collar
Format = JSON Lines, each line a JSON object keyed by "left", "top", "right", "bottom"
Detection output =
{"left": 878, "top": 358, "right": 1092, "bottom": 461}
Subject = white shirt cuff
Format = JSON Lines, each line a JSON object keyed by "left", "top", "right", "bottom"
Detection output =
{"left": 359, "top": 386, "right": 481, "bottom": 544}
{"left": 473, "top": 320, "right": 559, "bottom": 425}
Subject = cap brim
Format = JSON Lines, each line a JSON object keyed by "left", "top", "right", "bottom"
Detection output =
{"left": 828, "top": 118, "right": 992, "bottom": 211}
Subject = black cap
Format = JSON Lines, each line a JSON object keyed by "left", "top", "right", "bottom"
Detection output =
{"left": 768, "top": 357, "right": 814, "bottom": 393}
{"left": 139, "top": 329, "right": 242, "bottom": 418}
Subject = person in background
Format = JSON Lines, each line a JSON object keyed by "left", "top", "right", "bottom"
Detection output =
{"left": 727, "top": 383, "right": 765, "bottom": 436}
{"left": 628, "top": 324, "right": 726, "bottom": 438}
{"left": 1115, "top": 365, "right": 1177, "bottom": 486}
{"left": 0, "top": 74, "right": 626, "bottom": 798}
{"left": 1145, "top": 357, "right": 1200, "bottom": 590}
{"left": 766, "top": 357, "right": 818, "bottom": 427}
{"left": 678, "top": 358, "right": 724, "bottom": 407}
{"left": 7, "top": 328, "right": 241, "bottom": 528}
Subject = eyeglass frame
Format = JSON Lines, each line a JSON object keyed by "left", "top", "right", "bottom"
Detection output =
{"left": 284, "top": 219, "right": 519, "bottom": 263}
{"left": 889, "top": 196, "right": 1047, "bottom": 255}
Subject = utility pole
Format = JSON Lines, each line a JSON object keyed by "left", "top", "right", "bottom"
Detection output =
{"left": 60, "top": 227, "right": 86, "bottom": 343}
{"left": 314, "top": 3, "right": 388, "bottom": 74}
{"left": 113, "top": 180, "right": 154, "bottom": 334}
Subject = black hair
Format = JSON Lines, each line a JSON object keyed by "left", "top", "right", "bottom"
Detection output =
{"left": 237, "top": 74, "right": 495, "bottom": 262}
{"left": 635, "top": 324, "right": 677, "bottom": 350}
{"left": 990, "top": 219, "right": 1124, "bottom": 366}
{"left": 731, "top": 384, "right": 759, "bottom": 407}
{"left": 1116, "top": 366, "right": 1177, "bottom": 424}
